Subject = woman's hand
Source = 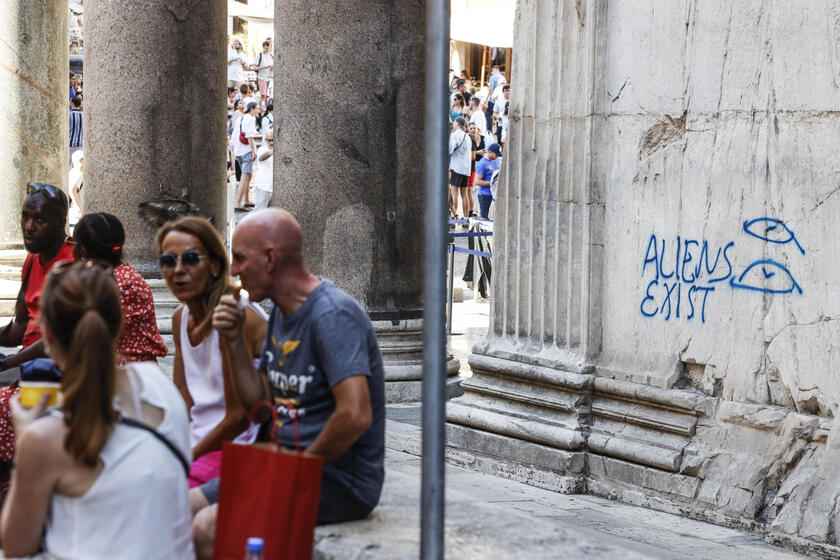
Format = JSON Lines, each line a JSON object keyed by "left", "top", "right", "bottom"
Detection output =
{"left": 10, "top": 393, "right": 49, "bottom": 439}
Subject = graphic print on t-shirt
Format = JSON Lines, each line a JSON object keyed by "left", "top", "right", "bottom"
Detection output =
{"left": 258, "top": 279, "right": 386, "bottom": 508}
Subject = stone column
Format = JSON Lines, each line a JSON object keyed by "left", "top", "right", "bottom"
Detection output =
{"left": 0, "top": 1, "right": 68, "bottom": 250}
{"left": 273, "top": 0, "right": 459, "bottom": 402}
{"left": 445, "top": 0, "right": 603, "bottom": 492}
{"left": 84, "top": 0, "right": 227, "bottom": 276}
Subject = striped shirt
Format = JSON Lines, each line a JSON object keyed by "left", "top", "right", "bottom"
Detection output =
{"left": 69, "top": 108, "right": 83, "bottom": 147}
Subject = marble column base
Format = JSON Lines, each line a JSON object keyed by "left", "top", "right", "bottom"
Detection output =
{"left": 373, "top": 318, "right": 462, "bottom": 403}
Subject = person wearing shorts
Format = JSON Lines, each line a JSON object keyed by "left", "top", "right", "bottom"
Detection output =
{"left": 190, "top": 211, "right": 385, "bottom": 559}
{"left": 475, "top": 143, "right": 502, "bottom": 219}
{"left": 254, "top": 41, "right": 273, "bottom": 106}
{"left": 448, "top": 117, "right": 471, "bottom": 218}
{"left": 234, "top": 103, "right": 259, "bottom": 210}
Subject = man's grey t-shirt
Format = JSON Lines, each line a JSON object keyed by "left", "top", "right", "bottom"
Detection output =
{"left": 259, "top": 279, "right": 385, "bottom": 508}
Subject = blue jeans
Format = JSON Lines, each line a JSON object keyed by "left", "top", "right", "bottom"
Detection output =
{"left": 478, "top": 194, "right": 493, "bottom": 219}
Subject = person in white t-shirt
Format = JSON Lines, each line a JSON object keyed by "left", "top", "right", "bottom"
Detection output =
{"left": 493, "top": 85, "right": 511, "bottom": 147}
{"left": 254, "top": 41, "right": 273, "bottom": 108}
{"left": 260, "top": 103, "right": 274, "bottom": 132}
{"left": 253, "top": 131, "right": 274, "bottom": 210}
{"left": 238, "top": 83, "right": 255, "bottom": 109}
{"left": 234, "top": 103, "right": 259, "bottom": 211}
{"left": 227, "top": 39, "right": 247, "bottom": 88}
{"left": 468, "top": 97, "right": 487, "bottom": 139}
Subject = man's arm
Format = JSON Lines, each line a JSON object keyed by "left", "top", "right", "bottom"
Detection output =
{"left": 4, "top": 340, "right": 45, "bottom": 369}
{"left": 259, "top": 150, "right": 272, "bottom": 162}
{"left": 304, "top": 375, "right": 372, "bottom": 462}
{"left": 212, "top": 295, "right": 269, "bottom": 417}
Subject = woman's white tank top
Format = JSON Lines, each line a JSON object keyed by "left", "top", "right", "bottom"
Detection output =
{"left": 180, "top": 305, "right": 252, "bottom": 447}
{"left": 43, "top": 362, "right": 195, "bottom": 560}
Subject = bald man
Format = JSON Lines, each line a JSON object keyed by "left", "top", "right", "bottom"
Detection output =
{"left": 190, "top": 209, "right": 385, "bottom": 559}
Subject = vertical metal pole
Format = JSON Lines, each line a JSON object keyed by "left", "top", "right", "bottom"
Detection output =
{"left": 472, "top": 238, "right": 480, "bottom": 302}
{"left": 422, "top": 0, "right": 449, "bottom": 557}
{"left": 447, "top": 238, "right": 455, "bottom": 334}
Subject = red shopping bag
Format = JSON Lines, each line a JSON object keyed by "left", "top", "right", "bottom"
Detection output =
{"left": 213, "top": 402, "right": 323, "bottom": 560}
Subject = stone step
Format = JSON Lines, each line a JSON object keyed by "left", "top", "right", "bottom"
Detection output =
{"left": 0, "top": 250, "right": 26, "bottom": 267}
{"left": 0, "top": 265, "right": 22, "bottom": 283}
{"left": 0, "top": 278, "right": 20, "bottom": 301}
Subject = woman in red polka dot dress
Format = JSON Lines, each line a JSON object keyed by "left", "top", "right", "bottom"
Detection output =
{"left": 0, "top": 213, "right": 168, "bottom": 492}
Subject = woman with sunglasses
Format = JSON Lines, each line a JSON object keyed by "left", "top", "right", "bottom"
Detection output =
{"left": 0, "top": 262, "right": 194, "bottom": 559}
{"left": 157, "top": 217, "right": 266, "bottom": 487}
{"left": 72, "top": 213, "right": 168, "bottom": 364}
{"left": 450, "top": 93, "right": 465, "bottom": 122}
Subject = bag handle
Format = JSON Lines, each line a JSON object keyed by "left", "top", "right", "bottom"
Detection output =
{"left": 248, "top": 399, "right": 302, "bottom": 453}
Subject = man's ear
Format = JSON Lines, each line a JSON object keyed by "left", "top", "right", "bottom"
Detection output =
{"left": 264, "top": 245, "right": 276, "bottom": 273}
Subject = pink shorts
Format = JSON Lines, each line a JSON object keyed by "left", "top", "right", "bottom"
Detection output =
{"left": 258, "top": 79, "right": 269, "bottom": 98}
{"left": 189, "top": 449, "right": 223, "bottom": 488}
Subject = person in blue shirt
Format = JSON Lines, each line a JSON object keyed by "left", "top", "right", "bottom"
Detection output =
{"left": 191, "top": 209, "right": 386, "bottom": 559}
{"left": 475, "top": 143, "right": 502, "bottom": 219}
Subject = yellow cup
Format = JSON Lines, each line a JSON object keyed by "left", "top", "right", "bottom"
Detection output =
{"left": 19, "top": 381, "right": 62, "bottom": 408}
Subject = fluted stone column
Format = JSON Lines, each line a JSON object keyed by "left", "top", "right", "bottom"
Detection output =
{"left": 444, "top": 0, "right": 604, "bottom": 492}
{"left": 273, "top": 0, "right": 459, "bottom": 402}
{"left": 0, "top": 1, "right": 68, "bottom": 250}
{"left": 85, "top": 0, "right": 227, "bottom": 275}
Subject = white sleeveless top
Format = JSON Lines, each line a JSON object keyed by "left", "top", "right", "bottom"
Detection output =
{"left": 180, "top": 305, "right": 254, "bottom": 447}
{"left": 43, "top": 362, "right": 195, "bottom": 560}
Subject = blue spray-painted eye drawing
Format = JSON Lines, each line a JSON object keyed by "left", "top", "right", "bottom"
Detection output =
{"left": 743, "top": 218, "right": 805, "bottom": 255}
{"left": 729, "top": 259, "right": 803, "bottom": 295}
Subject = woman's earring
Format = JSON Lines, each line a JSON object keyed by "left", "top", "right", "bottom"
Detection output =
{"left": 44, "top": 344, "right": 51, "bottom": 357}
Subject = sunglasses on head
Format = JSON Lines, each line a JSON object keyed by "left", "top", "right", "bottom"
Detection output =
{"left": 159, "top": 251, "right": 207, "bottom": 270}
{"left": 27, "top": 182, "right": 60, "bottom": 199}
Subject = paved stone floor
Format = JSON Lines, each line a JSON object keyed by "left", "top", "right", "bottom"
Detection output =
{"left": 316, "top": 285, "right": 812, "bottom": 559}
{"left": 314, "top": 442, "right": 811, "bottom": 559}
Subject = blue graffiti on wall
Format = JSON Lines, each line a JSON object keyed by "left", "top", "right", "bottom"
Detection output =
{"left": 742, "top": 218, "right": 805, "bottom": 255}
{"left": 640, "top": 218, "right": 805, "bottom": 323}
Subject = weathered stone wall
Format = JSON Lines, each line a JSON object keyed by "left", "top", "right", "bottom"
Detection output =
{"left": 448, "top": 1, "right": 840, "bottom": 554}
{"left": 272, "top": 0, "right": 459, "bottom": 402}
{"left": 84, "top": 0, "right": 228, "bottom": 275}
{"left": 0, "top": 1, "right": 68, "bottom": 250}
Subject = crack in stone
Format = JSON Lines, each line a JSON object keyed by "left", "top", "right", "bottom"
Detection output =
{"left": 812, "top": 182, "right": 840, "bottom": 212}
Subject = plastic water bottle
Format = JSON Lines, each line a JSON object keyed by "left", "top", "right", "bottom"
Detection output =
{"left": 244, "top": 537, "right": 264, "bottom": 560}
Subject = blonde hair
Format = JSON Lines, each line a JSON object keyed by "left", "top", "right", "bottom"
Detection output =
{"left": 156, "top": 216, "right": 231, "bottom": 339}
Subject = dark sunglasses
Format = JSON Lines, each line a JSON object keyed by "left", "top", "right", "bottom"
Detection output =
{"left": 159, "top": 251, "right": 207, "bottom": 270}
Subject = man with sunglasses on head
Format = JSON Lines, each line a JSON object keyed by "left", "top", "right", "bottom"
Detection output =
{"left": 0, "top": 183, "right": 74, "bottom": 373}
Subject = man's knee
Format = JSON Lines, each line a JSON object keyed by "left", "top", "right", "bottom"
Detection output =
{"left": 189, "top": 487, "right": 209, "bottom": 517}
{"left": 193, "top": 503, "right": 218, "bottom": 560}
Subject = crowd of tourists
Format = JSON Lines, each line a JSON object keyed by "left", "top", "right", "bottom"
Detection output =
{"left": 227, "top": 37, "right": 275, "bottom": 214}
{"left": 0, "top": 184, "right": 385, "bottom": 558}
{"left": 448, "top": 65, "right": 510, "bottom": 221}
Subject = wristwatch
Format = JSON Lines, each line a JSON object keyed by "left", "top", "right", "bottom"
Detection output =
{"left": 0, "top": 356, "right": 7, "bottom": 373}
